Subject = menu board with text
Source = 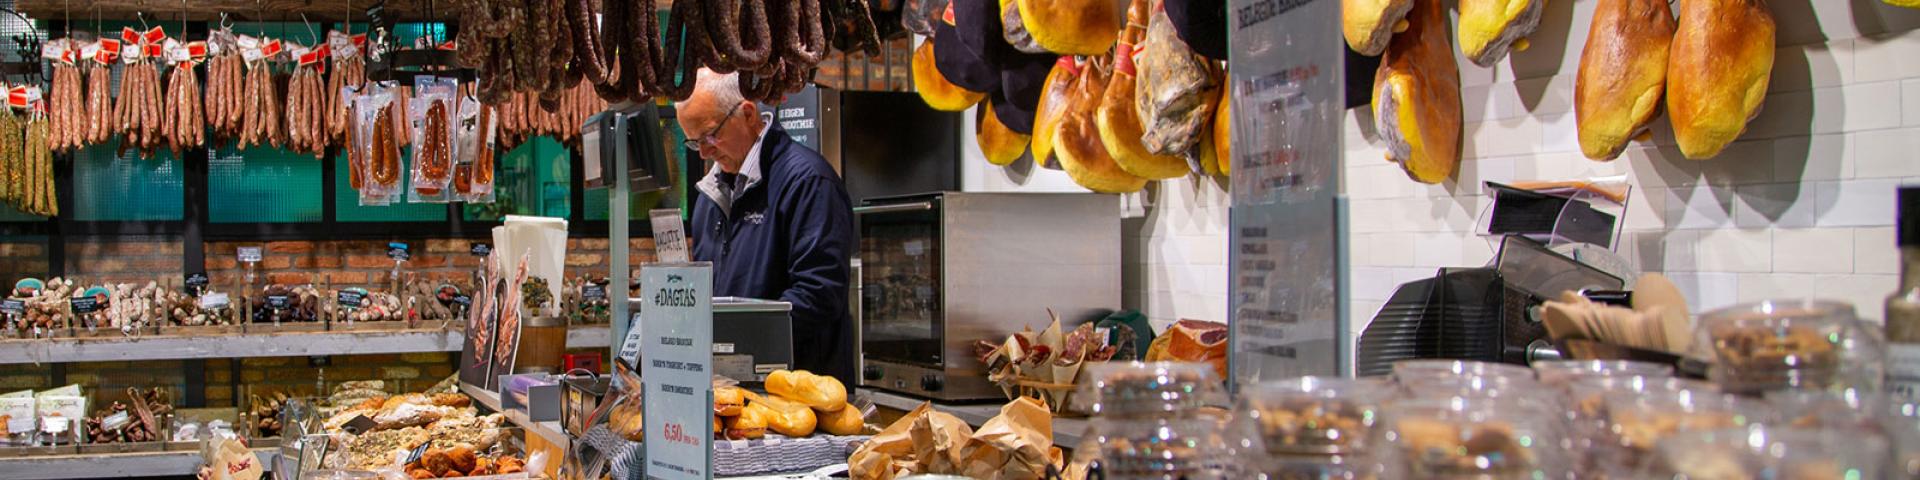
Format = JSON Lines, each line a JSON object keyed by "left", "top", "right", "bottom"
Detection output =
{"left": 641, "top": 263, "right": 714, "bottom": 480}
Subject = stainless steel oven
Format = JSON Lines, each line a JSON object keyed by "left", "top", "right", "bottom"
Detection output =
{"left": 856, "top": 192, "right": 1121, "bottom": 401}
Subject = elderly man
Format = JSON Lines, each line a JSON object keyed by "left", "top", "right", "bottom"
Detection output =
{"left": 678, "top": 69, "right": 858, "bottom": 385}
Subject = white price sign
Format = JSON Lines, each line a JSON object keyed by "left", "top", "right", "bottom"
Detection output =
{"left": 641, "top": 263, "right": 712, "bottom": 480}
{"left": 650, "top": 209, "right": 690, "bottom": 264}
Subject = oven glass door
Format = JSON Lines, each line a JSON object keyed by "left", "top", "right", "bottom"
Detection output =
{"left": 859, "top": 203, "right": 943, "bottom": 367}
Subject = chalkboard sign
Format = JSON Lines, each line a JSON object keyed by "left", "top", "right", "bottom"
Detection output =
{"left": 340, "top": 415, "right": 378, "bottom": 435}
{"left": 185, "top": 273, "right": 210, "bottom": 296}
{"left": 583, "top": 283, "right": 607, "bottom": 300}
{"left": 266, "top": 295, "right": 291, "bottom": 310}
{"left": 0, "top": 299, "right": 23, "bottom": 315}
{"left": 387, "top": 242, "right": 411, "bottom": 261}
{"left": 69, "top": 296, "right": 102, "bottom": 314}
{"left": 237, "top": 246, "right": 263, "bottom": 263}
{"left": 470, "top": 242, "right": 493, "bottom": 257}
{"left": 452, "top": 295, "right": 472, "bottom": 307}
{"left": 337, "top": 290, "right": 366, "bottom": 309}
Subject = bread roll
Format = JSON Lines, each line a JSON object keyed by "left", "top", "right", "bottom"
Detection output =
{"left": 913, "top": 40, "right": 986, "bottom": 112}
{"left": 819, "top": 403, "right": 865, "bottom": 436}
{"left": 765, "top": 370, "right": 849, "bottom": 413}
{"left": 1031, "top": 58, "right": 1081, "bottom": 169}
{"left": 1344, "top": 0, "right": 1415, "bottom": 56}
{"left": 1667, "top": 0, "right": 1775, "bottom": 160}
{"left": 1458, "top": 0, "right": 1548, "bottom": 67}
{"left": 1101, "top": 0, "right": 1191, "bottom": 180}
{"left": 714, "top": 386, "right": 746, "bottom": 417}
{"left": 1007, "top": 0, "right": 1120, "bottom": 55}
{"left": 755, "top": 395, "right": 820, "bottom": 437}
{"left": 1371, "top": 0, "right": 1462, "bottom": 184}
{"left": 1575, "top": 0, "right": 1675, "bottom": 161}
{"left": 1059, "top": 60, "right": 1149, "bottom": 193}
{"left": 978, "top": 103, "right": 1031, "bottom": 167}
{"left": 725, "top": 404, "right": 769, "bottom": 440}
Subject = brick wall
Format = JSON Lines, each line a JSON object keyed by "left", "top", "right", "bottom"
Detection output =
{"left": 0, "top": 240, "right": 51, "bottom": 285}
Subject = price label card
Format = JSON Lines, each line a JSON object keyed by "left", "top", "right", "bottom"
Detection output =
{"left": 266, "top": 295, "right": 291, "bottom": 310}
{"left": 387, "top": 242, "right": 410, "bottom": 261}
{"left": 199, "top": 292, "right": 231, "bottom": 310}
{"left": 261, "top": 39, "right": 284, "bottom": 59}
{"left": 0, "top": 299, "right": 23, "bottom": 316}
{"left": 184, "top": 272, "right": 210, "bottom": 296}
{"left": 238, "top": 246, "right": 263, "bottom": 263}
{"left": 40, "top": 39, "right": 66, "bottom": 62}
{"left": 469, "top": 242, "right": 492, "bottom": 257}
{"left": 650, "top": 209, "right": 690, "bottom": 264}
{"left": 69, "top": 296, "right": 101, "bottom": 314}
{"left": 451, "top": 295, "right": 472, "bottom": 306}
{"left": 121, "top": 27, "right": 140, "bottom": 46}
{"left": 337, "top": 289, "right": 366, "bottom": 309}
{"left": 583, "top": 283, "right": 607, "bottom": 300}
{"left": 641, "top": 263, "right": 713, "bottom": 480}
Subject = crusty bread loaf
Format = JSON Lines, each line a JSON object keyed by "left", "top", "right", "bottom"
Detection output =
{"left": 1458, "top": 0, "right": 1547, "bottom": 66}
{"left": 977, "top": 103, "right": 1031, "bottom": 167}
{"left": 1576, "top": 0, "right": 1675, "bottom": 161}
{"left": 912, "top": 40, "right": 985, "bottom": 112}
{"left": 1059, "top": 60, "right": 1148, "bottom": 193}
{"left": 1372, "top": 0, "right": 1462, "bottom": 184}
{"left": 1344, "top": 0, "right": 1415, "bottom": 56}
{"left": 1011, "top": 0, "right": 1121, "bottom": 55}
{"left": 1667, "top": 0, "right": 1775, "bottom": 160}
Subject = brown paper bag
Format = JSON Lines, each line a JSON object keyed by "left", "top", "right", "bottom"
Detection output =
{"left": 850, "top": 403, "right": 932, "bottom": 480}
{"left": 913, "top": 410, "right": 975, "bottom": 474}
{"left": 212, "top": 437, "right": 264, "bottom": 480}
{"left": 959, "top": 397, "right": 1057, "bottom": 480}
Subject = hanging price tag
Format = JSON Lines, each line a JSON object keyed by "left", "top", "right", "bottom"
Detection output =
{"left": 0, "top": 299, "right": 23, "bottom": 316}
{"left": 143, "top": 43, "right": 163, "bottom": 59}
{"left": 8, "top": 86, "right": 30, "bottom": 110}
{"left": 120, "top": 40, "right": 143, "bottom": 62}
{"left": 387, "top": 242, "right": 410, "bottom": 261}
{"left": 40, "top": 39, "right": 66, "bottom": 62}
{"left": 121, "top": 27, "right": 140, "bottom": 46}
{"left": 238, "top": 246, "right": 263, "bottom": 263}
{"left": 261, "top": 39, "right": 284, "bottom": 59}
{"left": 329, "top": 31, "right": 358, "bottom": 59}
{"left": 352, "top": 33, "right": 368, "bottom": 48}
{"left": 164, "top": 39, "right": 190, "bottom": 65}
{"left": 143, "top": 26, "right": 166, "bottom": 45}
{"left": 186, "top": 41, "right": 208, "bottom": 64}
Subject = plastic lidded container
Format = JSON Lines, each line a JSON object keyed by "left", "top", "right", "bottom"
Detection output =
{"left": 1084, "top": 416, "right": 1250, "bottom": 480}
{"left": 1390, "top": 359, "right": 1535, "bottom": 385}
{"left": 1371, "top": 397, "right": 1574, "bottom": 480}
{"left": 1080, "top": 362, "right": 1228, "bottom": 419}
{"left": 1235, "top": 376, "right": 1392, "bottom": 479}
{"left": 1590, "top": 387, "right": 1773, "bottom": 477}
{"left": 1694, "top": 299, "right": 1885, "bottom": 395}
{"left": 1531, "top": 359, "right": 1673, "bottom": 387}
{"left": 1643, "top": 425, "right": 1891, "bottom": 480}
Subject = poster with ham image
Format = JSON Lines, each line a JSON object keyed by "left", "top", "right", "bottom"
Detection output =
{"left": 459, "top": 254, "right": 502, "bottom": 390}
{"left": 489, "top": 252, "right": 532, "bottom": 387}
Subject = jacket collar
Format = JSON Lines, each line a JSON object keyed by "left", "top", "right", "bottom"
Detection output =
{"left": 697, "top": 123, "right": 778, "bottom": 216}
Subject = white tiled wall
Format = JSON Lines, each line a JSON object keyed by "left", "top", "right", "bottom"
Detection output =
{"left": 958, "top": 106, "right": 1233, "bottom": 332}
{"left": 1344, "top": 0, "right": 1920, "bottom": 342}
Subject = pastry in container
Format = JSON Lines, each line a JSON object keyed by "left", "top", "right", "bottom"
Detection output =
{"left": 1370, "top": 397, "right": 1573, "bottom": 479}
{"left": 1694, "top": 299, "right": 1883, "bottom": 395}
{"left": 1083, "top": 416, "right": 1251, "bottom": 480}
{"left": 1391, "top": 359, "right": 1536, "bottom": 385}
{"left": 1080, "top": 361, "right": 1228, "bottom": 419}
{"left": 1644, "top": 425, "right": 1891, "bottom": 480}
{"left": 1236, "top": 376, "right": 1392, "bottom": 479}
{"left": 1531, "top": 359, "right": 1673, "bottom": 387}
{"left": 1591, "top": 387, "right": 1772, "bottom": 477}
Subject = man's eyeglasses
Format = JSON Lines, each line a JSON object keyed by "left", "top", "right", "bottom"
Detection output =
{"left": 683, "top": 102, "right": 743, "bottom": 152}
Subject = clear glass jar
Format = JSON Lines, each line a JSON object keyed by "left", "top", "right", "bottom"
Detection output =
{"left": 1371, "top": 397, "right": 1574, "bottom": 480}
{"left": 1391, "top": 360, "right": 1535, "bottom": 385}
{"left": 1644, "top": 425, "right": 1892, "bottom": 480}
{"left": 1080, "top": 362, "right": 1228, "bottom": 419}
{"left": 1236, "top": 377, "right": 1392, "bottom": 480}
{"left": 1695, "top": 299, "right": 1886, "bottom": 395}
{"left": 1531, "top": 359, "right": 1673, "bottom": 387}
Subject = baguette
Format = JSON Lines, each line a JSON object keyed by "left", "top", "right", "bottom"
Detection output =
{"left": 1371, "top": 0, "right": 1462, "bottom": 184}
{"left": 1575, "top": 0, "right": 1674, "bottom": 161}
{"left": 1666, "top": 0, "right": 1775, "bottom": 160}
{"left": 1343, "top": 0, "right": 1414, "bottom": 56}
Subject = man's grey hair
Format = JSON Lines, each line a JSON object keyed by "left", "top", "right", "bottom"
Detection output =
{"left": 689, "top": 69, "right": 745, "bottom": 110}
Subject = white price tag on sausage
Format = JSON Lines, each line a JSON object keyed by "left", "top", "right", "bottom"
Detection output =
{"left": 40, "top": 39, "right": 65, "bottom": 62}
{"left": 238, "top": 35, "right": 264, "bottom": 62}
{"left": 164, "top": 39, "right": 189, "bottom": 64}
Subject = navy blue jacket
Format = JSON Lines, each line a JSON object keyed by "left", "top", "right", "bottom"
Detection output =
{"left": 690, "top": 127, "right": 858, "bottom": 385}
